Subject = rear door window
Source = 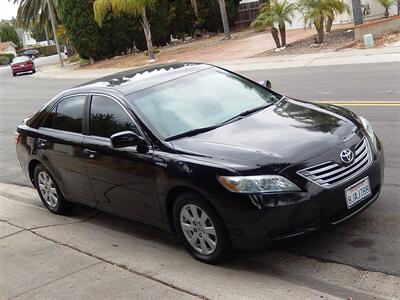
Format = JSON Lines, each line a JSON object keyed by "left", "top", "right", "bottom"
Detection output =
{"left": 41, "top": 95, "right": 85, "bottom": 134}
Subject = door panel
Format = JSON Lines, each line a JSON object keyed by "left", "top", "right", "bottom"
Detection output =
{"left": 37, "top": 129, "right": 94, "bottom": 204}
{"left": 83, "top": 95, "right": 161, "bottom": 223}
{"left": 84, "top": 136, "right": 160, "bottom": 223}
{"left": 38, "top": 95, "right": 95, "bottom": 205}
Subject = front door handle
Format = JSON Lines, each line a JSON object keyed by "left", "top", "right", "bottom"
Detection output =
{"left": 83, "top": 149, "right": 97, "bottom": 159}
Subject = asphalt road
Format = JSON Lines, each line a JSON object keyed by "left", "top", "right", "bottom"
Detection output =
{"left": 1, "top": 60, "right": 399, "bottom": 276}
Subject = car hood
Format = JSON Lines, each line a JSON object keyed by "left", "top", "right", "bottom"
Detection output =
{"left": 170, "top": 99, "right": 360, "bottom": 172}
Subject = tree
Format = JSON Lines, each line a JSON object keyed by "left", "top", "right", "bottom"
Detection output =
{"left": 375, "top": 0, "right": 396, "bottom": 17}
{"left": 217, "top": 0, "right": 231, "bottom": 39}
{"left": 297, "top": 0, "right": 333, "bottom": 44}
{"left": 190, "top": 0, "right": 231, "bottom": 40}
{"left": 325, "top": 0, "right": 348, "bottom": 32}
{"left": 251, "top": 0, "right": 296, "bottom": 48}
{"left": 13, "top": 0, "right": 64, "bottom": 66}
{"left": 351, "top": 0, "right": 363, "bottom": 25}
{"left": 59, "top": 0, "right": 142, "bottom": 60}
{"left": 0, "top": 23, "right": 20, "bottom": 47}
{"left": 93, "top": 0, "right": 156, "bottom": 60}
{"left": 190, "top": 0, "right": 199, "bottom": 18}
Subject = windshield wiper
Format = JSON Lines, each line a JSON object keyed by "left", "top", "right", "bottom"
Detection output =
{"left": 219, "top": 103, "right": 272, "bottom": 126}
{"left": 165, "top": 103, "right": 273, "bottom": 141}
{"left": 165, "top": 124, "right": 221, "bottom": 141}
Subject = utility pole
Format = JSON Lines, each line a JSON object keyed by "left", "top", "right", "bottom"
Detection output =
{"left": 47, "top": 0, "right": 64, "bottom": 68}
{"left": 351, "top": 0, "right": 363, "bottom": 25}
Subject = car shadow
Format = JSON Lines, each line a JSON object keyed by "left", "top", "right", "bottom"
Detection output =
{"left": 66, "top": 203, "right": 180, "bottom": 248}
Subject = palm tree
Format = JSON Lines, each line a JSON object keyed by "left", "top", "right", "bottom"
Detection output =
{"left": 13, "top": 0, "right": 64, "bottom": 67}
{"left": 217, "top": 0, "right": 231, "bottom": 39}
{"left": 190, "top": 0, "right": 230, "bottom": 39}
{"left": 251, "top": 0, "right": 296, "bottom": 48}
{"left": 297, "top": 0, "right": 333, "bottom": 44}
{"left": 375, "top": 0, "right": 396, "bottom": 17}
{"left": 325, "top": 0, "right": 348, "bottom": 33}
{"left": 93, "top": 0, "right": 156, "bottom": 60}
{"left": 190, "top": 0, "right": 199, "bottom": 18}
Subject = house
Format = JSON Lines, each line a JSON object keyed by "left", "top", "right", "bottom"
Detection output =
{"left": 0, "top": 41, "right": 17, "bottom": 57}
{"left": 15, "top": 28, "right": 37, "bottom": 48}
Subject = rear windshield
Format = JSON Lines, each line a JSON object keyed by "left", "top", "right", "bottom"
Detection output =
{"left": 12, "top": 56, "right": 29, "bottom": 63}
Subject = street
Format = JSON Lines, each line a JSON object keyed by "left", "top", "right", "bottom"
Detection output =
{"left": 1, "top": 59, "right": 400, "bottom": 298}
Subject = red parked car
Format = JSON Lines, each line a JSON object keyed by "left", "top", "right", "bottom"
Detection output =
{"left": 11, "top": 56, "right": 36, "bottom": 77}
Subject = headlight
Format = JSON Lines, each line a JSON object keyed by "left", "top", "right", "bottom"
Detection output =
{"left": 218, "top": 175, "right": 301, "bottom": 193}
{"left": 359, "top": 116, "right": 376, "bottom": 145}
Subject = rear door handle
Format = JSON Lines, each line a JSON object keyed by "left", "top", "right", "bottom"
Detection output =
{"left": 37, "top": 138, "right": 47, "bottom": 148}
{"left": 83, "top": 149, "right": 97, "bottom": 159}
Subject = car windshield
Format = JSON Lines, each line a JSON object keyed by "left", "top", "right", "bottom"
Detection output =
{"left": 127, "top": 68, "right": 279, "bottom": 140}
{"left": 12, "top": 56, "right": 29, "bottom": 63}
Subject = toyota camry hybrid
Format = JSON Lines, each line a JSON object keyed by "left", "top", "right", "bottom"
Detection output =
{"left": 16, "top": 63, "right": 384, "bottom": 264}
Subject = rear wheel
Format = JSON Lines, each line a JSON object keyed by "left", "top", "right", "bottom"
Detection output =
{"left": 173, "top": 192, "right": 232, "bottom": 264}
{"left": 32, "top": 68, "right": 36, "bottom": 74}
{"left": 34, "top": 164, "right": 69, "bottom": 214}
{"left": 12, "top": 72, "right": 16, "bottom": 77}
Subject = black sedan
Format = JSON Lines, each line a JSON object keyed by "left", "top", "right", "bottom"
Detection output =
{"left": 21, "top": 49, "right": 39, "bottom": 59}
{"left": 16, "top": 63, "right": 384, "bottom": 264}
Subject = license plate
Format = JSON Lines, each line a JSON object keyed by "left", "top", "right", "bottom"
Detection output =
{"left": 20, "top": 64, "right": 24, "bottom": 67}
{"left": 345, "top": 177, "right": 371, "bottom": 209}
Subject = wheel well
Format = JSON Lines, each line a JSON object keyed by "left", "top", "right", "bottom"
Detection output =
{"left": 28, "top": 159, "right": 41, "bottom": 185}
{"left": 165, "top": 186, "right": 210, "bottom": 233}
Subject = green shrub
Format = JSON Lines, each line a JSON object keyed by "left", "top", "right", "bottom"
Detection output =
{"left": 1, "top": 53, "right": 15, "bottom": 62}
{"left": 37, "top": 45, "right": 58, "bottom": 56}
{"left": 0, "top": 23, "right": 21, "bottom": 48}
{"left": 0, "top": 55, "right": 10, "bottom": 65}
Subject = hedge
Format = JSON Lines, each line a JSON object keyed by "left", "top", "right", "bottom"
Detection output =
{"left": 37, "top": 45, "right": 58, "bottom": 56}
{"left": 0, "top": 55, "right": 10, "bottom": 65}
{"left": 0, "top": 53, "right": 15, "bottom": 62}
{"left": 59, "top": 0, "right": 239, "bottom": 60}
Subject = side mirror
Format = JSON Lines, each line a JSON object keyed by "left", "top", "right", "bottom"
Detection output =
{"left": 258, "top": 80, "right": 272, "bottom": 89}
{"left": 110, "top": 131, "right": 145, "bottom": 149}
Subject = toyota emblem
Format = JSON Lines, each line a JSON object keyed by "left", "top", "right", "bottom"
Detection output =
{"left": 340, "top": 149, "right": 354, "bottom": 164}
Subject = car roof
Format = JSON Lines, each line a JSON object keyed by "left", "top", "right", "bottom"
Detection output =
{"left": 72, "top": 62, "right": 214, "bottom": 96}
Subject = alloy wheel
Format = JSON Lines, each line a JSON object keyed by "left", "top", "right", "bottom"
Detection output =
{"left": 38, "top": 171, "right": 58, "bottom": 208}
{"left": 180, "top": 204, "right": 217, "bottom": 255}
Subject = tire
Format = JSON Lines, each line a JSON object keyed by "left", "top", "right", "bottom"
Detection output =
{"left": 12, "top": 73, "right": 17, "bottom": 77}
{"left": 173, "top": 192, "right": 232, "bottom": 264}
{"left": 34, "top": 164, "right": 69, "bottom": 214}
{"left": 32, "top": 68, "right": 36, "bottom": 74}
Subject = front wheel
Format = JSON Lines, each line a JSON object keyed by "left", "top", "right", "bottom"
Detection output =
{"left": 34, "top": 164, "right": 69, "bottom": 214}
{"left": 173, "top": 192, "right": 232, "bottom": 264}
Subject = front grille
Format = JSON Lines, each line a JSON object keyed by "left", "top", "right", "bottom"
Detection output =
{"left": 297, "top": 137, "right": 372, "bottom": 188}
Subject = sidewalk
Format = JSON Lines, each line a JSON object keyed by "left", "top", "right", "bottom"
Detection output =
{"left": 35, "top": 46, "right": 400, "bottom": 80}
{"left": 1, "top": 182, "right": 400, "bottom": 299}
{"left": 216, "top": 46, "right": 400, "bottom": 72}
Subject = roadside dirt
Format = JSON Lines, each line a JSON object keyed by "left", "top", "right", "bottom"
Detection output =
{"left": 352, "top": 30, "right": 400, "bottom": 48}
{"left": 255, "top": 28, "right": 355, "bottom": 57}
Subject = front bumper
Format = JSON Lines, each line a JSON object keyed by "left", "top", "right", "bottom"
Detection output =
{"left": 216, "top": 137, "right": 384, "bottom": 251}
